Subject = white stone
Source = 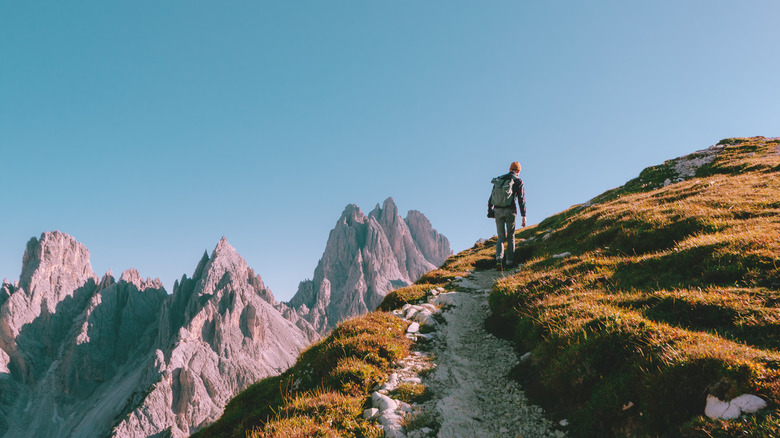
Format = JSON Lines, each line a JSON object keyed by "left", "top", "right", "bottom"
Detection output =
{"left": 379, "top": 410, "right": 406, "bottom": 438}
{"left": 420, "top": 303, "right": 438, "bottom": 313}
{"left": 387, "top": 373, "right": 399, "bottom": 387}
{"left": 416, "top": 313, "right": 437, "bottom": 326}
{"left": 705, "top": 395, "right": 740, "bottom": 420}
{"left": 552, "top": 252, "right": 571, "bottom": 259}
{"left": 413, "top": 309, "right": 431, "bottom": 320}
{"left": 407, "top": 322, "right": 420, "bottom": 334}
{"left": 372, "top": 391, "right": 398, "bottom": 412}
{"left": 432, "top": 292, "right": 458, "bottom": 307}
{"left": 520, "top": 352, "right": 532, "bottom": 362}
{"left": 731, "top": 394, "right": 767, "bottom": 414}
{"left": 363, "top": 408, "right": 379, "bottom": 419}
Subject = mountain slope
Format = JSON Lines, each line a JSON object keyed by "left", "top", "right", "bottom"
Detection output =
{"left": 199, "top": 136, "right": 780, "bottom": 437}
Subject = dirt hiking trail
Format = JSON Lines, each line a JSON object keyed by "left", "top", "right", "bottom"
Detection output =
{"left": 396, "top": 270, "right": 566, "bottom": 438}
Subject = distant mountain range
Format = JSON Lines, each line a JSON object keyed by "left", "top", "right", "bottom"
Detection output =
{"left": 0, "top": 198, "right": 449, "bottom": 437}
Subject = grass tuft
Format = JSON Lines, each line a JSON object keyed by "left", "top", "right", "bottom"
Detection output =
{"left": 389, "top": 382, "right": 433, "bottom": 404}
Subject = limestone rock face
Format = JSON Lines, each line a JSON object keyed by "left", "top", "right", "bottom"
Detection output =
{"left": 289, "top": 198, "right": 451, "bottom": 333}
{"left": 405, "top": 210, "right": 451, "bottom": 268}
{"left": 110, "top": 238, "right": 314, "bottom": 437}
{"left": 0, "top": 231, "right": 99, "bottom": 384}
{"left": 0, "top": 232, "right": 316, "bottom": 438}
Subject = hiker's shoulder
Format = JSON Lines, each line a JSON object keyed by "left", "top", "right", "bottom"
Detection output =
{"left": 492, "top": 172, "right": 521, "bottom": 183}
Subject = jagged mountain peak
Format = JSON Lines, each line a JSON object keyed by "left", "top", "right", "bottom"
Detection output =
{"left": 2, "top": 231, "right": 99, "bottom": 356}
{"left": 118, "top": 268, "right": 164, "bottom": 290}
{"left": 290, "top": 199, "right": 451, "bottom": 333}
{"left": 339, "top": 204, "right": 368, "bottom": 225}
{"left": 19, "top": 231, "right": 96, "bottom": 296}
{"left": 98, "top": 270, "right": 116, "bottom": 290}
{"left": 214, "top": 235, "right": 232, "bottom": 253}
{"left": 196, "top": 237, "right": 249, "bottom": 294}
{"left": 193, "top": 249, "right": 210, "bottom": 279}
{"left": 380, "top": 196, "right": 399, "bottom": 217}
{"left": 368, "top": 197, "right": 398, "bottom": 222}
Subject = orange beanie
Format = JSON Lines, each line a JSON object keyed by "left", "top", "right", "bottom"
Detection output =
{"left": 510, "top": 161, "right": 521, "bottom": 172}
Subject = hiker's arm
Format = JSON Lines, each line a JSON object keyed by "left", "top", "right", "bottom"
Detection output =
{"left": 516, "top": 179, "right": 527, "bottom": 218}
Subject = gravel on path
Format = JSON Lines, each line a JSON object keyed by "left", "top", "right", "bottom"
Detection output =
{"left": 404, "top": 270, "right": 566, "bottom": 438}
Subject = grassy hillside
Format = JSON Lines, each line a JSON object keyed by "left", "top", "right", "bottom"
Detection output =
{"left": 489, "top": 136, "right": 780, "bottom": 436}
{"left": 194, "top": 136, "right": 780, "bottom": 437}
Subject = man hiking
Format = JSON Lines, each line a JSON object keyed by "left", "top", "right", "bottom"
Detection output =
{"left": 488, "top": 161, "right": 527, "bottom": 270}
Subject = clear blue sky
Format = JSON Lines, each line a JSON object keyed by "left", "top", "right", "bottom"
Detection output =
{"left": 2, "top": 2, "right": 778, "bottom": 300}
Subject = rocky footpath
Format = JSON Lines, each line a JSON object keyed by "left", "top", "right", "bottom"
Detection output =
{"left": 368, "top": 271, "right": 565, "bottom": 438}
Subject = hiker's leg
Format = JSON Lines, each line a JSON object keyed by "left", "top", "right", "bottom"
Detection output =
{"left": 495, "top": 215, "right": 506, "bottom": 262}
{"left": 506, "top": 212, "right": 517, "bottom": 264}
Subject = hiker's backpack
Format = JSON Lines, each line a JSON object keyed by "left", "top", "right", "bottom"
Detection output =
{"left": 490, "top": 175, "right": 515, "bottom": 207}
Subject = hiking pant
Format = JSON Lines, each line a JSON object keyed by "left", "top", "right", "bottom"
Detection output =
{"left": 495, "top": 207, "right": 516, "bottom": 263}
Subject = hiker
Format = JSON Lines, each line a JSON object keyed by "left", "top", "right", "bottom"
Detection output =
{"left": 488, "top": 161, "right": 526, "bottom": 270}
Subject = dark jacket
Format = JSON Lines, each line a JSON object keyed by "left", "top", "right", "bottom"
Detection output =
{"left": 488, "top": 173, "right": 526, "bottom": 217}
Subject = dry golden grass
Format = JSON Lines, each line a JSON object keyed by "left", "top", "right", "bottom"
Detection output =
{"left": 193, "top": 312, "right": 409, "bottom": 438}
{"left": 247, "top": 389, "right": 382, "bottom": 438}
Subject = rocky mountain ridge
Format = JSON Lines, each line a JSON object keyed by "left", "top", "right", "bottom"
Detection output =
{"left": 288, "top": 197, "right": 451, "bottom": 333}
{"left": 0, "top": 232, "right": 315, "bottom": 438}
